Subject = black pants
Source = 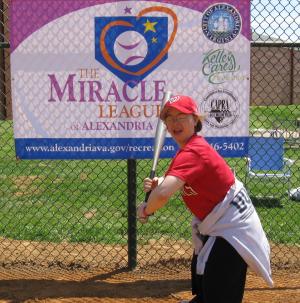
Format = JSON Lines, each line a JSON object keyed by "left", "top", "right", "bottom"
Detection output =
{"left": 191, "top": 237, "right": 247, "bottom": 303}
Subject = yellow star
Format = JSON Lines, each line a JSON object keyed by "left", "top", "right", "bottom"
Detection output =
{"left": 143, "top": 19, "right": 157, "bottom": 33}
{"left": 151, "top": 37, "right": 158, "bottom": 43}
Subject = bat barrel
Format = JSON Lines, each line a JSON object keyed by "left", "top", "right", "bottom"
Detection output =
{"left": 150, "top": 90, "right": 171, "bottom": 172}
{"left": 145, "top": 90, "right": 172, "bottom": 203}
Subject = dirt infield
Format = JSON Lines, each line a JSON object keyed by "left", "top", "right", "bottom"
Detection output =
{"left": 0, "top": 238, "right": 299, "bottom": 303}
{"left": 0, "top": 266, "right": 299, "bottom": 303}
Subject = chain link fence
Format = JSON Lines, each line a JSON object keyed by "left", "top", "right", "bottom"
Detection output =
{"left": 0, "top": 0, "right": 299, "bottom": 280}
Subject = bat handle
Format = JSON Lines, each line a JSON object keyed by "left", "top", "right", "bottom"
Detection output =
{"left": 144, "top": 169, "right": 156, "bottom": 203}
{"left": 144, "top": 191, "right": 151, "bottom": 203}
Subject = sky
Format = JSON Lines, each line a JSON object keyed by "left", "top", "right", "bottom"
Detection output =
{"left": 251, "top": 0, "right": 300, "bottom": 42}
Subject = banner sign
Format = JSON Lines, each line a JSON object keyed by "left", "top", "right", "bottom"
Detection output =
{"left": 10, "top": 0, "right": 250, "bottom": 159}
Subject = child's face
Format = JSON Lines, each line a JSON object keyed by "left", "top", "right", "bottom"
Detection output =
{"left": 164, "top": 108, "right": 197, "bottom": 147}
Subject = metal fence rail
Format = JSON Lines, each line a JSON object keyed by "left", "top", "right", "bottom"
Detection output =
{"left": 0, "top": 0, "right": 299, "bottom": 277}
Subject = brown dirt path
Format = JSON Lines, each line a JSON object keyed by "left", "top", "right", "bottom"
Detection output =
{"left": 0, "top": 266, "right": 298, "bottom": 303}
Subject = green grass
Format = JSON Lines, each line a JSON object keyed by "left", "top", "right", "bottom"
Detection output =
{"left": 250, "top": 104, "right": 300, "bottom": 130}
{"left": 0, "top": 104, "right": 299, "bottom": 245}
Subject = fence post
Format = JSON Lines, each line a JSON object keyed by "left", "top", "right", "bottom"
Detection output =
{"left": 290, "top": 47, "right": 294, "bottom": 105}
{"left": 127, "top": 159, "right": 137, "bottom": 270}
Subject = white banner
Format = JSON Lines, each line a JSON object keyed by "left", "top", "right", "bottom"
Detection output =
{"left": 10, "top": 0, "right": 250, "bottom": 159}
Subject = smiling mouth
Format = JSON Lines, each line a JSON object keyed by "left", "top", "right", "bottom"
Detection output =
{"left": 173, "top": 129, "right": 182, "bottom": 135}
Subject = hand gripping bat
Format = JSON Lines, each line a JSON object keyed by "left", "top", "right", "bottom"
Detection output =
{"left": 144, "top": 90, "right": 172, "bottom": 203}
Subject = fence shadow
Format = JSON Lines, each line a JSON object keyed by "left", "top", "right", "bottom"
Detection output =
{"left": 0, "top": 268, "right": 190, "bottom": 302}
{"left": 250, "top": 196, "right": 283, "bottom": 208}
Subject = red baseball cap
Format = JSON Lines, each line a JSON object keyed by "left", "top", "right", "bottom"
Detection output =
{"left": 160, "top": 95, "right": 204, "bottom": 122}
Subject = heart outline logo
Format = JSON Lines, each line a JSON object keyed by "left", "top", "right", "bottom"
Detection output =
{"left": 97, "top": 6, "right": 178, "bottom": 78}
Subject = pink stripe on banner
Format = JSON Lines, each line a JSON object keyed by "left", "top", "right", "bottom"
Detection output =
{"left": 10, "top": 0, "right": 251, "bottom": 52}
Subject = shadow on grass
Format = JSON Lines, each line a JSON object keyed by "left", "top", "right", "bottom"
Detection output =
{"left": 250, "top": 196, "right": 283, "bottom": 208}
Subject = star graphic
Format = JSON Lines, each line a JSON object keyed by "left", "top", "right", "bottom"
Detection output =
{"left": 124, "top": 6, "right": 132, "bottom": 14}
{"left": 143, "top": 19, "right": 158, "bottom": 33}
{"left": 151, "top": 37, "right": 158, "bottom": 43}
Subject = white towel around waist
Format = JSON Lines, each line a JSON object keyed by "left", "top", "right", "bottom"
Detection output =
{"left": 191, "top": 179, "right": 273, "bottom": 287}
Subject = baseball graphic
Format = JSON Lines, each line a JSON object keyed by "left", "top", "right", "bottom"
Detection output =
{"left": 114, "top": 30, "right": 148, "bottom": 66}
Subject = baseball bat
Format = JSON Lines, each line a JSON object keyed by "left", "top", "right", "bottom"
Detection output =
{"left": 145, "top": 90, "right": 172, "bottom": 203}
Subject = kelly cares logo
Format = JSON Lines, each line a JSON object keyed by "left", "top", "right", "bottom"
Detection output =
{"left": 95, "top": 6, "right": 178, "bottom": 88}
{"left": 202, "top": 49, "right": 240, "bottom": 84}
{"left": 202, "top": 3, "right": 241, "bottom": 44}
{"left": 201, "top": 89, "right": 240, "bottom": 128}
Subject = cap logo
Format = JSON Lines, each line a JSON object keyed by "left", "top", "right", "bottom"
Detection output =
{"left": 168, "top": 95, "right": 180, "bottom": 103}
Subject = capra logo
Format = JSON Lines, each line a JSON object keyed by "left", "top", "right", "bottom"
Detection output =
{"left": 201, "top": 89, "right": 240, "bottom": 128}
{"left": 202, "top": 4, "right": 241, "bottom": 44}
{"left": 95, "top": 6, "right": 178, "bottom": 88}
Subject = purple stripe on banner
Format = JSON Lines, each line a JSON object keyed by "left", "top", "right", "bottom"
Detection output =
{"left": 155, "top": 0, "right": 251, "bottom": 39}
{"left": 10, "top": 0, "right": 250, "bottom": 52}
{"left": 10, "top": 0, "right": 115, "bottom": 51}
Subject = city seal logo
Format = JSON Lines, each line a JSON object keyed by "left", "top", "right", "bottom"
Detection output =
{"left": 201, "top": 89, "right": 240, "bottom": 128}
{"left": 95, "top": 6, "right": 178, "bottom": 88}
{"left": 202, "top": 3, "right": 241, "bottom": 44}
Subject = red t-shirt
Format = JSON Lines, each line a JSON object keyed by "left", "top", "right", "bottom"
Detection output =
{"left": 165, "top": 135, "right": 234, "bottom": 220}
